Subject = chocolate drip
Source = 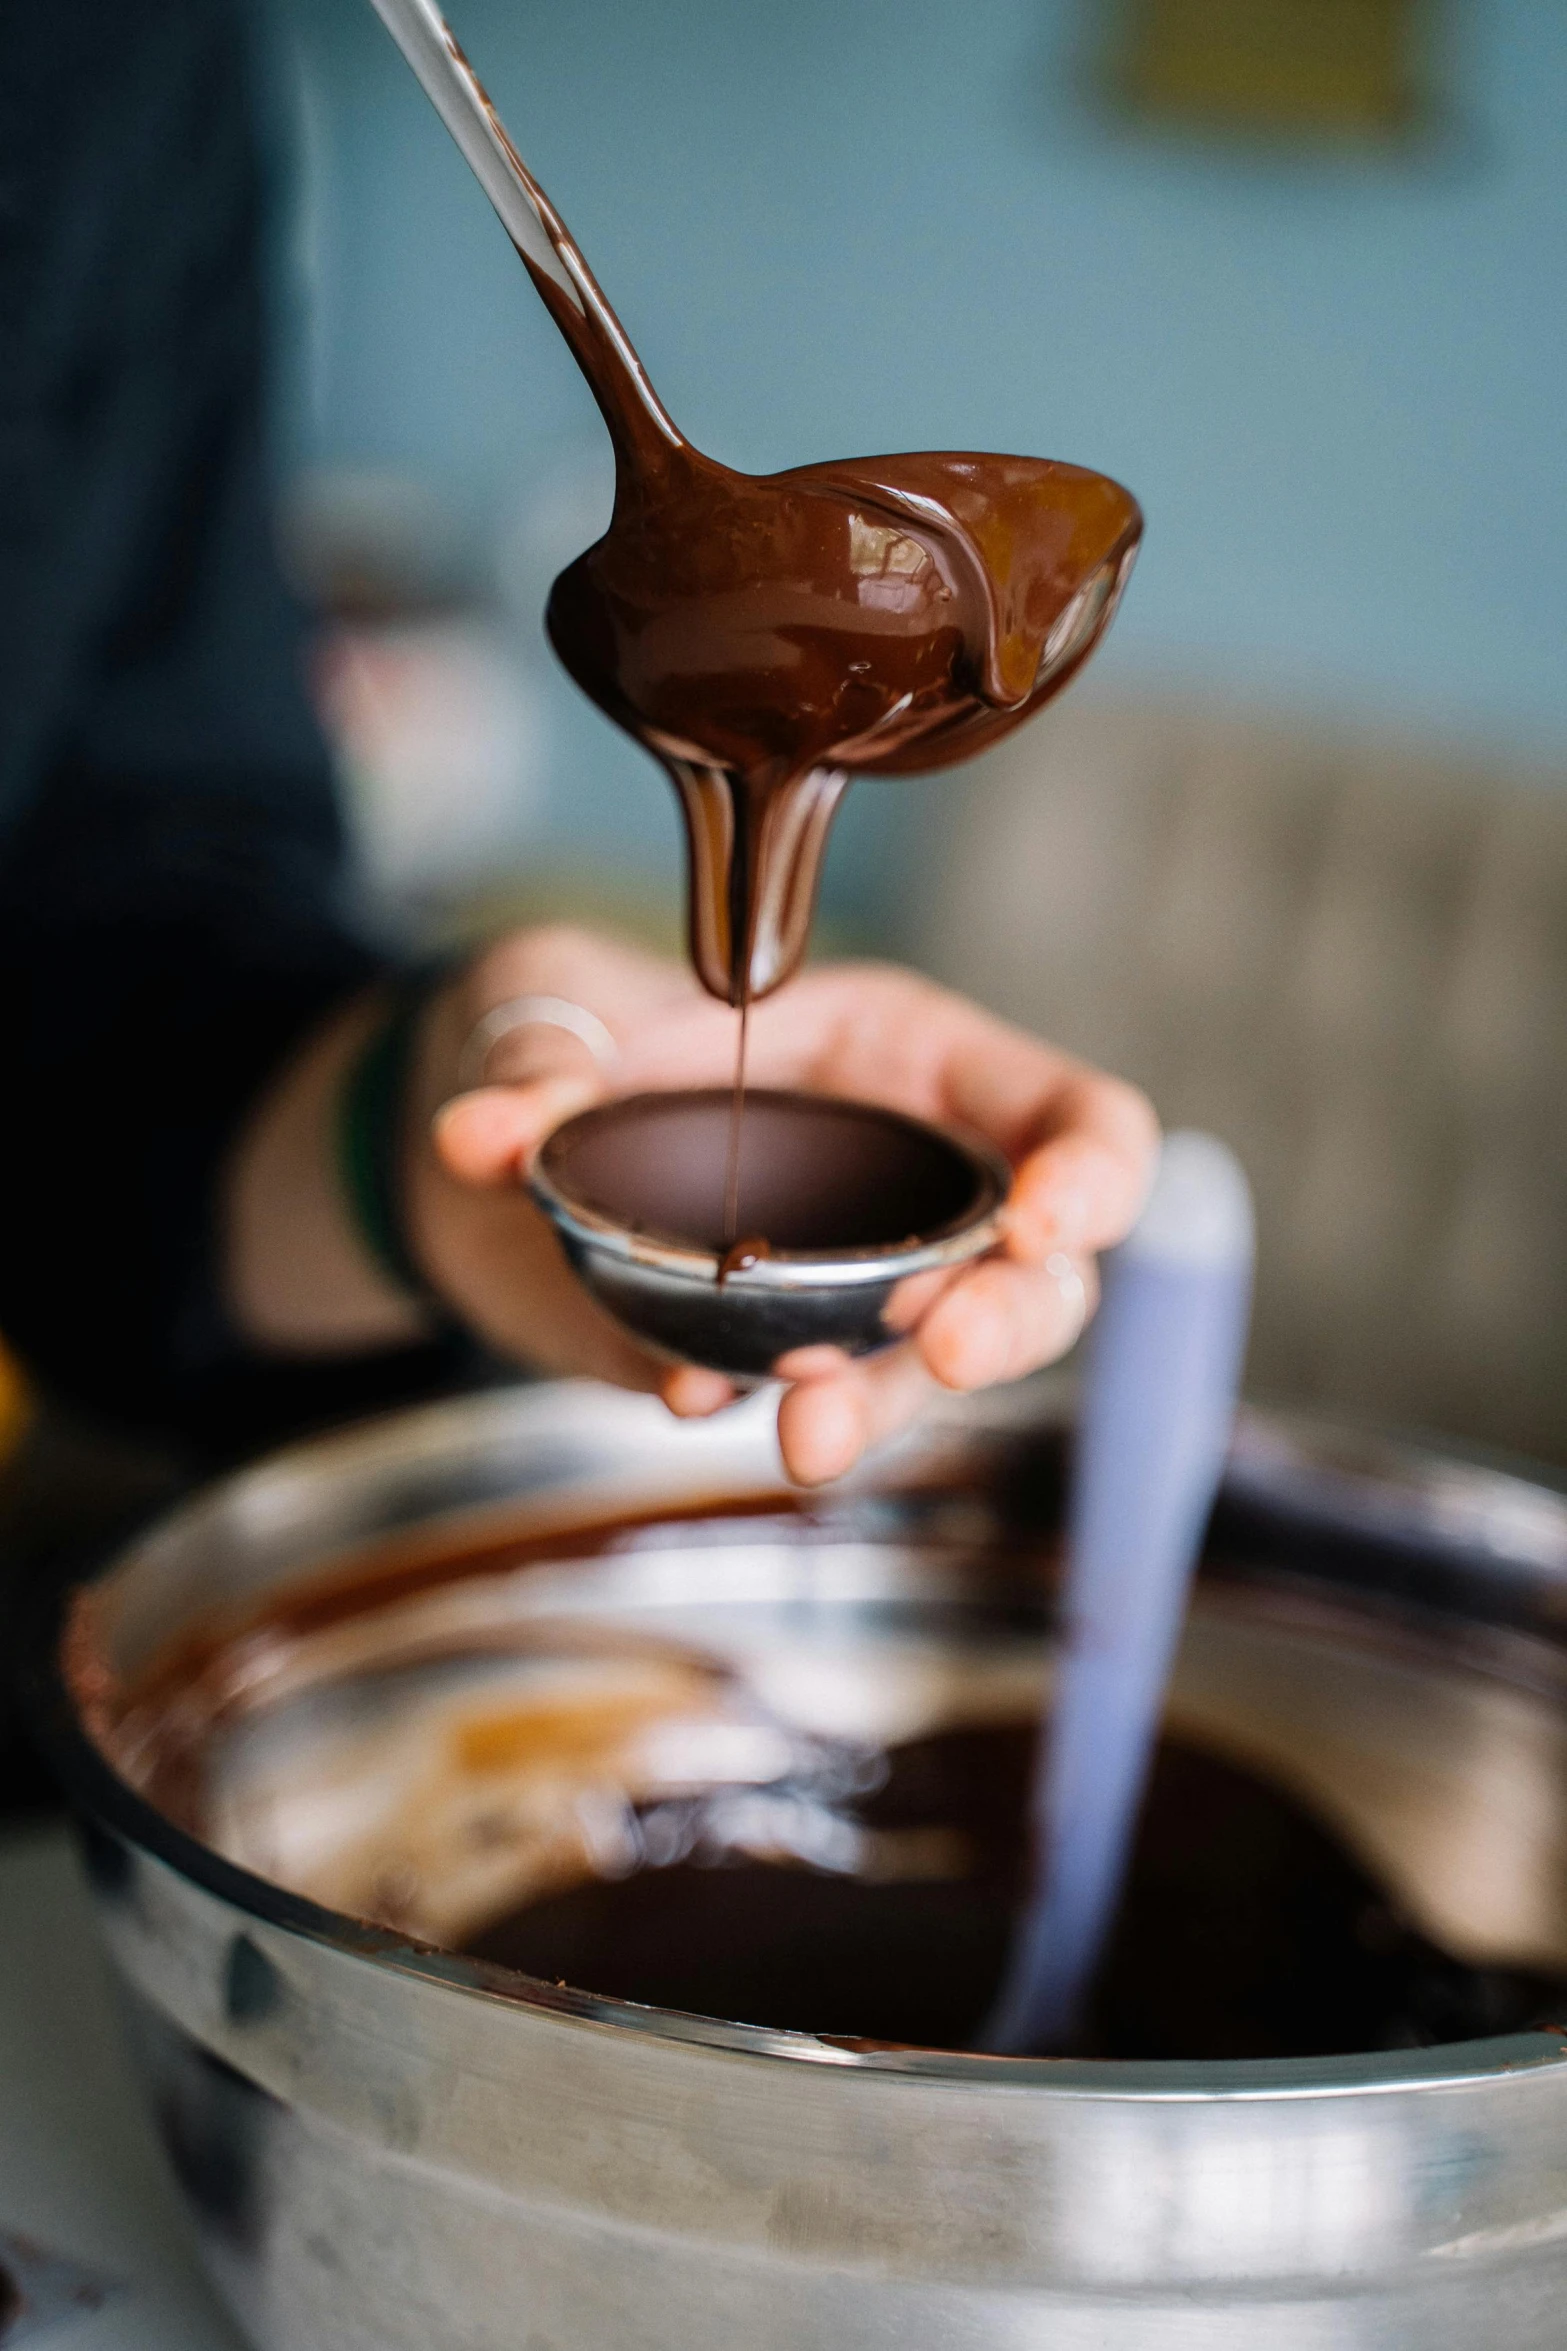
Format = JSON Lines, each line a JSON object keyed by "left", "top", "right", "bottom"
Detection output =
{"left": 717, "top": 1236, "right": 771, "bottom": 1284}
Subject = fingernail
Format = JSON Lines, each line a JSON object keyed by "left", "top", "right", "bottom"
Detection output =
{"left": 949, "top": 1301, "right": 1009, "bottom": 1390}
{"left": 773, "top": 1344, "right": 852, "bottom": 1382}
{"left": 511, "top": 1075, "right": 601, "bottom": 1154}
{"left": 534, "top": 1073, "right": 600, "bottom": 1118}
{"left": 786, "top": 1379, "right": 867, "bottom": 1486}
{"left": 1037, "top": 1183, "right": 1090, "bottom": 1250}
{"left": 664, "top": 1367, "right": 736, "bottom": 1417}
{"left": 1046, "top": 1251, "right": 1090, "bottom": 1345}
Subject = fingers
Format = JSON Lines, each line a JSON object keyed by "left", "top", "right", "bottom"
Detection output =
{"left": 432, "top": 1074, "right": 601, "bottom": 1187}
{"left": 417, "top": 942, "right": 1154, "bottom": 1475}
{"left": 741, "top": 965, "right": 1158, "bottom": 1261}
{"left": 418, "top": 932, "right": 642, "bottom": 1191}
{"left": 916, "top": 1251, "right": 1096, "bottom": 1389}
{"left": 462, "top": 923, "right": 695, "bottom": 1039}
{"left": 660, "top": 1363, "right": 738, "bottom": 1417}
{"left": 662, "top": 1245, "right": 1094, "bottom": 1489}
{"left": 771, "top": 1249, "right": 1096, "bottom": 1485}
{"left": 775, "top": 1345, "right": 937, "bottom": 1486}
{"left": 1006, "top": 1078, "right": 1160, "bottom": 1262}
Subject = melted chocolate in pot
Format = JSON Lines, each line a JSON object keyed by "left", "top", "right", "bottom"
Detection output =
{"left": 464, "top": 1723, "right": 1564, "bottom": 2060}
{"left": 74, "top": 1471, "right": 1567, "bottom": 2066}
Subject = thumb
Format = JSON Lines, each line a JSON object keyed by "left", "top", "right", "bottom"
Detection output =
{"left": 433, "top": 1074, "right": 603, "bottom": 1187}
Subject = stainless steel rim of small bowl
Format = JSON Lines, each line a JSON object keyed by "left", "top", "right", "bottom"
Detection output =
{"left": 27, "top": 1376, "right": 1567, "bottom": 2100}
{"left": 527, "top": 1105, "right": 1013, "bottom": 1292}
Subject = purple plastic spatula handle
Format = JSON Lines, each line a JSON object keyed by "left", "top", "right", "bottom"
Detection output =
{"left": 980, "top": 1131, "right": 1255, "bottom": 2055}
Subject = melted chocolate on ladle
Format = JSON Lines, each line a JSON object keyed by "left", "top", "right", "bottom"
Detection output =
{"left": 440, "top": 34, "right": 1142, "bottom": 1240}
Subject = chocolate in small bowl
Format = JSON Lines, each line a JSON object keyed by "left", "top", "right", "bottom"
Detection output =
{"left": 529, "top": 1088, "right": 1010, "bottom": 1377}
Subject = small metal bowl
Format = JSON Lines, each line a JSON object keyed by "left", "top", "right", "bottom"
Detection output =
{"left": 529, "top": 1088, "right": 1011, "bottom": 1377}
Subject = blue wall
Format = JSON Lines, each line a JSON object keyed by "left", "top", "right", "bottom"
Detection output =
{"left": 275, "top": 0, "right": 1567, "bottom": 907}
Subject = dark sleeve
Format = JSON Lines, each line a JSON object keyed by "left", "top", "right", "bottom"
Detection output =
{"left": 0, "top": 0, "right": 462, "bottom": 1451}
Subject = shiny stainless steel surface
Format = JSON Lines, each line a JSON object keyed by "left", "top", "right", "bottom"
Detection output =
{"left": 529, "top": 1110, "right": 1010, "bottom": 1376}
{"left": 31, "top": 1378, "right": 1567, "bottom": 2350}
{"left": 0, "top": 1826, "right": 241, "bottom": 2350}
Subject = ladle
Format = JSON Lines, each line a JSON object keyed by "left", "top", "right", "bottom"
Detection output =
{"left": 366, "top": 0, "right": 1143, "bottom": 1003}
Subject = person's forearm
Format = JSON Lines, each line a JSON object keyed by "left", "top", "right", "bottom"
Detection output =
{"left": 223, "top": 990, "right": 429, "bottom": 1352}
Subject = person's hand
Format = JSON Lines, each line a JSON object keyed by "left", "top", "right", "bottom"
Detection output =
{"left": 406, "top": 925, "right": 1158, "bottom": 1484}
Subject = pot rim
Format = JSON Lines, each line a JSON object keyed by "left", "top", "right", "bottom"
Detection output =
{"left": 24, "top": 1381, "right": 1567, "bottom": 2103}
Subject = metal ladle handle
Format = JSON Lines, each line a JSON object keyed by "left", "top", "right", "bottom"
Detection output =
{"left": 365, "top": 0, "right": 583, "bottom": 309}
{"left": 364, "top": 0, "right": 680, "bottom": 456}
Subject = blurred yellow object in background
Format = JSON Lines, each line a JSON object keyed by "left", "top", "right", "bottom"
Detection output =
{"left": 0, "top": 1337, "right": 32, "bottom": 1466}
{"left": 1112, "top": 0, "right": 1427, "bottom": 140}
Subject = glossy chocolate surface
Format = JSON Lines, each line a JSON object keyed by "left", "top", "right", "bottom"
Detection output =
{"left": 464, "top": 1722, "right": 1564, "bottom": 2060}
{"left": 494, "top": 91, "right": 1141, "bottom": 1003}
{"left": 74, "top": 1443, "right": 1567, "bottom": 2064}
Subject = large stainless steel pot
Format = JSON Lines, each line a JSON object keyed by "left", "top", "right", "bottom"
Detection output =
{"left": 28, "top": 1376, "right": 1567, "bottom": 2350}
